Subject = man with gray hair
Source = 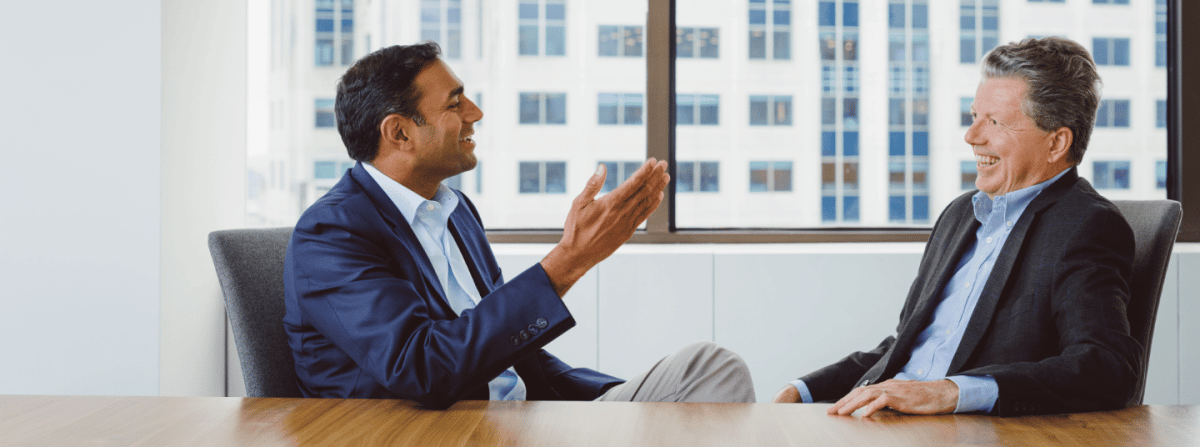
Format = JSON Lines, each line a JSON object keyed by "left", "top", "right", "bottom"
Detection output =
{"left": 773, "top": 37, "right": 1141, "bottom": 417}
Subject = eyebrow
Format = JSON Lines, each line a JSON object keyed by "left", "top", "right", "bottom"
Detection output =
{"left": 446, "top": 85, "right": 464, "bottom": 102}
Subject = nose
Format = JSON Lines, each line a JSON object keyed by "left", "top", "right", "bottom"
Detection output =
{"left": 463, "top": 96, "right": 483, "bottom": 123}
{"left": 964, "top": 118, "right": 985, "bottom": 147}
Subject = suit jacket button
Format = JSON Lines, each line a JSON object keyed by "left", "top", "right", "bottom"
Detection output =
{"left": 527, "top": 325, "right": 540, "bottom": 336}
{"left": 536, "top": 318, "right": 548, "bottom": 329}
{"left": 863, "top": 381, "right": 869, "bottom": 386}
{"left": 519, "top": 330, "right": 530, "bottom": 341}
{"left": 510, "top": 335, "right": 521, "bottom": 346}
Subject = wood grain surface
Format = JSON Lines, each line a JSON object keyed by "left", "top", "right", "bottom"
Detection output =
{"left": 1, "top": 396, "right": 1196, "bottom": 446}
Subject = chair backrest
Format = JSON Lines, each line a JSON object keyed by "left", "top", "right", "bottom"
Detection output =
{"left": 1111, "top": 200, "right": 1182, "bottom": 405}
{"left": 208, "top": 227, "right": 301, "bottom": 398}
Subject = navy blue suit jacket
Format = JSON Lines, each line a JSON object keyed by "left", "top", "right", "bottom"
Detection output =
{"left": 283, "top": 163, "right": 623, "bottom": 409}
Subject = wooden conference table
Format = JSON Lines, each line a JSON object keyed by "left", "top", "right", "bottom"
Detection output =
{"left": 2, "top": 395, "right": 1198, "bottom": 446}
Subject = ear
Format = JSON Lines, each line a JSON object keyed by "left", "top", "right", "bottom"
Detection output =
{"left": 379, "top": 114, "right": 417, "bottom": 151}
{"left": 1046, "top": 127, "right": 1073, "bottom": 164}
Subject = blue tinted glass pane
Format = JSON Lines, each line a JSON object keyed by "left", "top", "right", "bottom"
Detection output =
{"left": 774, "top": 96, "right": 792, "bottom": 125}
{"left": 316, "top": 40, "right": 334, "bottom": 66}
{"left": 422, "top": 29, "right": 440, "bottom": 44}
{"left": 520, "top": 94, "right": 540, "bottom": 124}
{"left": 913, "top": 195, "right": 929, "bottom": 221}
{"left": 315, "top": 161, "right": 336, "bottom": 179}
{"left": 982, "top": 16, "right": 997, "bottom": 31}
{"left": 962, "top": 97, "right": 974, "bottom": 126}
{"left": 677, "top": 28, "right": 695, "bottom": 58}
{"left": 889, "top": 4, "right": 905, "bottom": 28}
{"left": 1114, "top": 38, "right": 1130, "bottom": 65}
{"left": 774, "top": 10, "right": 790, "bottom": 25}
{"left": 545, "top": 162, "right": 566, "bottom": 193}
{"left": 545, "top": 4, "right": 565, "bottom": 20}
{"left": 819, "top": 2, "right": 836, "bottom": 27}
{"left": 519, "top": 3, "right": 538, "bottom": 19}
{"left": 749, "top": 32, "right": 766, "bottom": 59}
{"left": 889, "top": 99, "right": 904, "bottom": 125}
{"left": 598, "top": 103, "right": 618, "bottom": 126}
{"left": 447, "top": 7, "right": 460, "bottom": 23}
{"left": 749, "top": 162, "right": 768, "bottom": 192}
{"left": 889, "top": 132, "right": 905, "bottom": 156}
{"left": 601, "top": 162, "right": 619, "bottom": 192}
{"left": 342, "top": 18, "right": 354, "bottom": 33}
{"left": 701, "top": 162, "right": 720, "bottom": 192}
{"left": 1114, "top": 100, "right": 1130, "bottom": 127}
{"left": 1158, "top": 41, "right": 1167, "bottom": 67}
{"left": 1097, "top": 100, "right": 1111, "bottom": 127}
{"left": 546, "top": 93, "right": 566, "bottom": 124}
{"left": 624, "top": 104, "right": 643, "bottom": 125}
{"left": 843, "top": 3, "right": 858, "bottom": 27}
{"left": 1093, "top": 162, "right": 1111, "bottom": 188}
{"left": 749, "top": 96, "right": 768, "bottom": 125}
{"left": 843, "top": 98, "right": 858, "bottom": 127}
{"left": 981, "top": 37, "right": 998, "bottom": 56}
{"left": 913, "top": 39, "right": 930, "bottom": 62}
{"left": 1093, "top": 38, "right": 1110, "bottom": 65}
{"left": 1113, "top": 162, "right": 1130, "bottom": 189}
{"left": 822, "top": 98, "right": 836, "bottom": 125}
{"left": 844, "top": 196, "right": 860, "bottom": 221}
{"left": 598, "top": 26, "right": 618, "bottom": 56}
{"left": 699, "top": 95, "right": 720, "bottom": 125}
{"left": 844, "top": 132, "right": 859, "bottom": 156}
{"left": 676, "top": 162, "right": 694, "bottom": 192}
{"left": 546, "top": 26, "right": 566, "bottom": 56}
{"left": 913, "top": 5, "right": 928, "bottom": 28}
{"left": 1157, "top": 161, "right": 1167, "bottom": 188}
{"left": 961, "top": 38, "right": 975, "bottom": 63}
{"left": 699, "top": 28, "right": 719, "bottom": 58}
{"left": 519, "top": 162, "right": 540, "bottom": 193}
{"left": 774, "top": 31, "right": 791, "bottom": 59}
{"left": 822, "top": 196, "right": 836, "bottom": 222}
{"left": 913, "top": 132, "right": 929, "bottom": 156}
{"left": 317, "top": 18, "right": 335, "bottom": 32}
{"left": 822, "top": 132, "right": 836, "bottom": 156}
{"left": 889, "top": 196, "right": 906, "bottom": 222}
{"left": 1158, "top": 99, "right": 1167, "bottom": 128}
{"left": 749, "top": 10, "right": 767, "bottom": 25}
{"left": 520, "top": 26, "right": 539, "bottom": 55}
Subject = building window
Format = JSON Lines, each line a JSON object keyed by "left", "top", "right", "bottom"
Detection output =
{"left": 1157, "top": 0, "right": 1167, "bottom": 67}
{"left": 886, "top": 0, "right": 930, "bottom": 224}
{"left": 598, "top": 161, "right": 641, "bottom": 193}
{"left": 519, "top": 0, "right": 566, "bottom": 56}
{"left": 519, "top": 161, "right": 566, "bottom": 193}
{"left": 315, "top": 0, "right": 354, "bottom": 67}
{"left": 1158, "top": 99, "right": 1167, "bottom": 128}
{"left": 749, "top": 161, "right": 793, "bottom": 192}
{"left": 421, "top": 0, "right": 463, "bottom": 59}
{"left": 519, "top": 93, "right": 567, "bottom": 125}
{"left": 1093, "top": 0, "right": 1129, "bottom": 4}
{"left": 1093, "top": 37, "right": 1131, "bottom": 66}
{"left": 960, "top": 0, "right": 999, "bottom": 64}
{"left": 315, "top": 99, "right": 336, "bottom": 128}
{"left": 961, "top": 97, "right": 974, "bottom": 126}
{"left": 749, "top": 96, "right": 792, "bottom": 126}
{"left": 676, "top": 161, "right": 720, "bottom": 193}
{"left": 961, "top": 161, "right": 978, "bottom": 191}
{"left": 598, "top": 93, "right": 643, "bottom": 125}
{"left": 677, "top": 27, "right": 719, "bottom": 59}
{"left": 314, "top": 160, "right": 354, "bottom": 180}
{"left": 599, "top": 25, "right": 643, "bottom": 57}
{"left": 445, "top": 162, "right": 482, "bottom": 193}
{"left": 1096, "top": 99, "right": 1131, "bottom": 128}
{"left": 1157, "top": 160, "right": 1167, "bottom": 189}
{"left": 750, "top": 0, "right": 791, "bottom": 60}
{"left": 820, "top": 0, "right": 861, "bottom": 224}
{"left": 1093, "top": 161, "right": 1131, "bottom": 189}
{"left": 676, "top": 94, "right": 720, "bottom": 126}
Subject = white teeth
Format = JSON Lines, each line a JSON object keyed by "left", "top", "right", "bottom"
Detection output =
{"left": 976, "top": 154, "right": 999, "bottom": 166}
{"left": 459, "top": 136, "right": 473, "bottom": 143}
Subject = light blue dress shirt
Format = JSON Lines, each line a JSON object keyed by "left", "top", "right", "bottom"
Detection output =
{"left": 791, "top": 168, "right": 1071, "bottom": 413}
{"left": 363, "top": 163, "right": 527, "bottom": 401}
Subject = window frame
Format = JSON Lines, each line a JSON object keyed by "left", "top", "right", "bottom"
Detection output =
{"left": 488, "top": 0, "right": 1190, "bottom": 244}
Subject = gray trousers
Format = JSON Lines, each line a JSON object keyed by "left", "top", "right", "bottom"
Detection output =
{"left": 594, "top": 342, "right": 756, "bottom": 403}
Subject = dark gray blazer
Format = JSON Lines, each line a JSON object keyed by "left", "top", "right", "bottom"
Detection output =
{"left": 801, "top": 168, "right": 1142, "bottom": 416}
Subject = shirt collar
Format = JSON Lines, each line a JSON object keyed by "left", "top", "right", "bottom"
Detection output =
{"left": 971, "top": 167, "right": 1071, "bottom": 225}
{"left": 361, "top": 162, "right": 459, "bottom": 226}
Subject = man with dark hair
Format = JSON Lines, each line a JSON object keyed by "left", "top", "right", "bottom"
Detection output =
{"left": 283, "top": 43, "right": 755, "bottom": 409}
{"left": 773, "top": 37, "right": 1141, "bottom": 417}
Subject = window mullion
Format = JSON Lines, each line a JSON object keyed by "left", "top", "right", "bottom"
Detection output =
{"left": 646, "top": 0, "right": 673, "bottom": 233}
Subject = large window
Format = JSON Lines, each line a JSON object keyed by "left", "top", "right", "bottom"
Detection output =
{"left": 252, "top": 0, "right": 1171, "bottom": 237}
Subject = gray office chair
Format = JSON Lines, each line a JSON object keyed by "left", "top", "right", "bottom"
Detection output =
{"left": 1111, "top": 200, "right": 1182, "bottom": 405}
{"left": 208, "top": 227, "right": 302, "bottom": 398}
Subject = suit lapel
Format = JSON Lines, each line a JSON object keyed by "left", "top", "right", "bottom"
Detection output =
{"left": 350, "top": 164, "right": 453, "bottom": 311}
{"left": 946, "top": 169, "right": 1078, "bottom": 373}
{"left": 448, "top": 208, "right": 494, "bottom": 297}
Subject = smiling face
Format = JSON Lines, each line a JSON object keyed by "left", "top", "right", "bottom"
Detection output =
{"left": 407, "top": 59, "right": 483, "bottom": 181}
{"left": 966, "top": 77, "right": 1069, "bottom": 198}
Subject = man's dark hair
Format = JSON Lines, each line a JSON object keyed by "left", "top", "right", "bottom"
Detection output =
{"left": 982, "top": 37, "right": 1101, "bottom": 165}
{"left": 335, "top": 43, "right": 442, "bottom": 162}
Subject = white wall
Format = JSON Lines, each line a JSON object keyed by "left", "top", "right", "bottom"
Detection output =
{"left": 0, "top": 0, "right": 162, "bottom": 396}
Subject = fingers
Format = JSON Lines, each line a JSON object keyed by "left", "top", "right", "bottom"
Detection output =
{"left": 573, "top": 163, "right": 608, "bottom": 209}
{"left": 856, "top": 393, "right": 891, "bottom": 418}
{"left": 605, "top": 158, "right": 667, "bottom": 203}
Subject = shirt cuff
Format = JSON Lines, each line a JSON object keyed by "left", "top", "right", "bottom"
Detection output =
{"left": 789, "top": 379, "right": 815, "bottom": 404}
{"left": 947, "top": 375, "right": 998, "bottom": 413}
